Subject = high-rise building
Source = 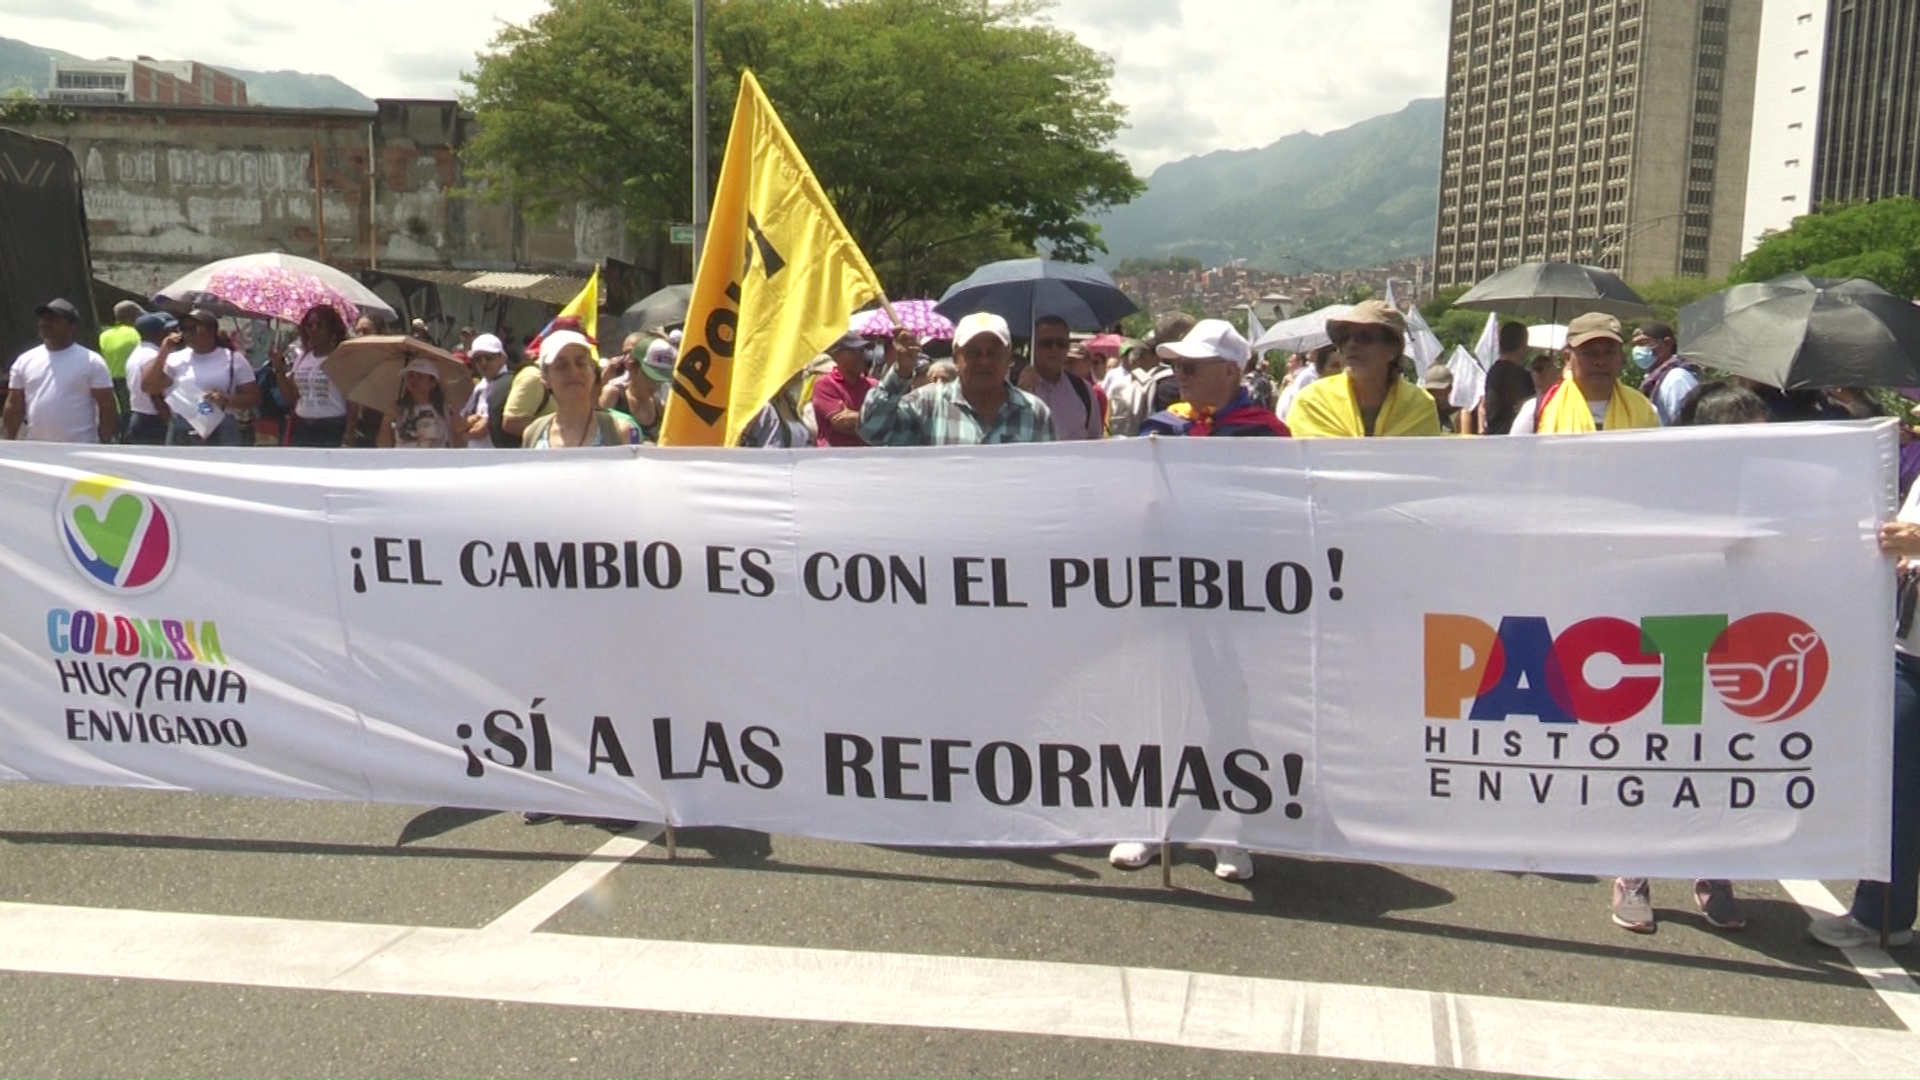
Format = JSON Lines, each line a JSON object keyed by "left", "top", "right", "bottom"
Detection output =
{"left": 1741, "top": 2, "right": 1829, "bottom": 252}
{"left": 1813, "top": 0, "right": 1920, "bottom": 207}
{"left": 1433, "top": 0, "right": 1761, "bottom": 290}
{"left": 46, "top": 57, "right": 248, "bottom": 108}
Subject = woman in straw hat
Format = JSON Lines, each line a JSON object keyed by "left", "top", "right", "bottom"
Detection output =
{"left": 1285, "top": 300, "right": 1442, "bottom": 438}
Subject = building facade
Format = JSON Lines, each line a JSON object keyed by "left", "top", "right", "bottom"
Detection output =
{"left": 1741, "top": 0, "right": 1828, "bottom": 252}
{"left": 1812, "top": 0, "right": 1920, "bottom": 207}
{"left": 1434, "top": 0, "right": 1761, "bottom": 289}
{"left": 47, "top": 57, "right": 248, "bottom": 107}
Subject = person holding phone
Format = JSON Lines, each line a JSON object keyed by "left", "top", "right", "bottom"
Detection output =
{"left": 140, "top": 309, "right": 259, "bottom": 446}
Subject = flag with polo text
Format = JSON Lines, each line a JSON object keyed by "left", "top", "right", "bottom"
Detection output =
{"left": 660, "top": 70, "right": 888, "bottom": 447}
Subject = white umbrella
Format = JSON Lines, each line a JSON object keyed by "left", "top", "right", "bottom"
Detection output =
{"left": 1251, "top": 304, "right": 1354, "bottom": 354}
{"left": 1528, "top": 324, "right": 1568, "bottom": 351}
{"left": 153, "top": 252, "right": 397, "bottom": 325}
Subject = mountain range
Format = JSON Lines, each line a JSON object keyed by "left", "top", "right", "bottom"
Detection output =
{"left": 0, "top": 36, "right": 375, "bottom": 110}
{"left": 1094, "top": 98, "right": 1444, "bottom": 272}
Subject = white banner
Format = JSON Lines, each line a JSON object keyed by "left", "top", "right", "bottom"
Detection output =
{"left": 0, "top": 424, "right": 1896, "bottom": 879}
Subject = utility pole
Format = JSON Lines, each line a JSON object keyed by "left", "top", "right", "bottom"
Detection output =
{"left": 691, "top": 0, "right": 709, "bottom": 276}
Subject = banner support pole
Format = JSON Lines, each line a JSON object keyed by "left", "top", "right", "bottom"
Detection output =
{"left": 1159, "top": 840, "right": 1172, "bottom": 888}
{"left": 665, "top": 822, "right": 678, "bottom": 861}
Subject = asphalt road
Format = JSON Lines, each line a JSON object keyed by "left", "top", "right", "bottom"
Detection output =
{"left": 0, "top": 784, "right": 1912, "bottom": 1078}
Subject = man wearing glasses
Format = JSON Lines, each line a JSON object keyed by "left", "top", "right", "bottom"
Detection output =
{"left": 1021, "top": 314, "right": 1102, "bottom": 440}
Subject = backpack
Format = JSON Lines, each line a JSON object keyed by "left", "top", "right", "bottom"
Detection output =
{"left": 487, "top": 364, "right": 550, "bottom": 448}
{"left": 1065, "top": 371, "right": 1094, "bottom": 428}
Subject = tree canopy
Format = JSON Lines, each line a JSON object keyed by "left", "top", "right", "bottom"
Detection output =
{"left": 1731, "top": 197, "right": 1920, "bottom": 297}
{"left": 462, "top": 0, "right": 1142, "bottom": 293}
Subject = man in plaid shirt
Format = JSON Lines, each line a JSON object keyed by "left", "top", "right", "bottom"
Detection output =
{"left": 858, "top": 313, "right": 1055, "bottom": 446}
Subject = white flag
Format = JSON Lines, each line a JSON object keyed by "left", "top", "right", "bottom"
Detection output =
{"left": 1447, "top": 345, "right": 1485, "bottom": 410}
{"left": 1384, "top": 279, "right": 1400, "bottom": 311}
{"left": 1245, "top": 304, "right": 1265, "bottom": 357}
{"left": 1405, "top": 302, "right": 1444, "bottom": 370}
{"left": 1473, "top": 312, "right": 1499, "bottom": 371}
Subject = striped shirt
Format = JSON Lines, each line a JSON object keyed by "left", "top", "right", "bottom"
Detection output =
{"left": 858, "top": 368, "right": 1055, "bottom": 446}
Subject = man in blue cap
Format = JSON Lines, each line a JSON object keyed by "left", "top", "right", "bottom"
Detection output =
{"left": 123, "top": 311, "right": 178, "bottom": 444}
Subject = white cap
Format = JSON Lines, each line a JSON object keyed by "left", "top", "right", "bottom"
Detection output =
{"left": 953, "top": 312, "right": 1012, "bottom": 349}
{"left": 400, "top": 357, "right": 440, "bottom": 380}
{"left": 470, "top": 333, "right": 504, "bottom": 355}
{"left": 540, "top": 330, "right": 595, "bottom": 368}
{"left": 1156, "top": 319, "right": 1251, "bottom": 365}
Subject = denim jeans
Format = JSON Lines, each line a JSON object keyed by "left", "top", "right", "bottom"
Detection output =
{"left": 1851, "top": 653, "right": 1920, "bottom": 932}
{"left": 167, "top": 413, "right": 244, "bottom": 447}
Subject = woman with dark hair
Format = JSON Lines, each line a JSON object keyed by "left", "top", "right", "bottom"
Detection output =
{"left": 270, "top": 304, "right": 357, "bottom": 447}
{"left": 1674, "top": 380, "right": 1772, "bottom": 427}
{"left": 376, "top": 359, "right": 465, "bottom": 448}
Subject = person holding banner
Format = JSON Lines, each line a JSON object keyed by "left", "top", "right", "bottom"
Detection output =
{"left": 1809, "top": 518, "right": 1920, "bottom": 949}
{"left": 1285, "top": 301, "right": 1443, "bottom": 438}
{"left": 858, "top": 314, "right": 1054, "bottom": 446}
{"left": 520, "top": 331, "right": 638, "bottom": 449}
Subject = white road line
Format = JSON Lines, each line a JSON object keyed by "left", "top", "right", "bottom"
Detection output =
{"left": 0, "top": 900, "right": 1915, "bottom": 1079}
{"left": 482, "top": 827, "right": 660, "bottom": 935}
{"left": 1779, "top": 879, "right": 1920, "bottom": 1033}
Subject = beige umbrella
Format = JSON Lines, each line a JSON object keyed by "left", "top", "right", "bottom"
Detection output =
{"left": 322, "top": 336, "right": 474, "bottom": 414}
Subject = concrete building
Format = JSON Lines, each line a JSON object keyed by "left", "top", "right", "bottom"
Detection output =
{"left": 1813, "top": 0, "right": 1920, "bottom": 207}
{"left": 11, "top": 99, "right": 637, "bottom": 296}
{"left": 1434, "top": 0, "right": 1762, "bottom": 289}
{"left": 1741, "top": 1, "right": 1828, "bottom": 252}
{"left": 47, "top": 57, "right": 248, "bottom": 107}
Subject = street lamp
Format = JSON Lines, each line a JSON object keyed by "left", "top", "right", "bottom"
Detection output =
{"left": 1582, "top": 212, "right": 1689, "bottom": 271}
{"left": 692, "top": 0, "right": 709, "bottom": 273}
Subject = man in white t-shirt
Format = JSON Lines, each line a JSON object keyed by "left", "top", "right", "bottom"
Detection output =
{"left": 3, "top": 298, "right": 118, "bottom": 444}
{"left": 140, "top": 308, "right": 259, "bottom": 446}
{"left": 462, "top": 333, "right": 509, "bottom": 445}
{"left": 121, "top": 311, "right": 178, "bottom": 445}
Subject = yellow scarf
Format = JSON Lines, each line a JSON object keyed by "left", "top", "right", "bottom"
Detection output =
{"left": 1537, "top": 375, "right": 1661, "bottom": 434}
{"left": 1288, "top": 372, "right": 1444, "bottom": 438}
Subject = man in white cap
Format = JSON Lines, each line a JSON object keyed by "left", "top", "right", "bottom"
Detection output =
{"left": 462, "top": 332, "right": 510, "bottom": 444}
{"left": 1138, "top": 319, "right": 1289, "bottom": 438}
{"left": 859, "top": 313, "right": 1054, "bottom": 445}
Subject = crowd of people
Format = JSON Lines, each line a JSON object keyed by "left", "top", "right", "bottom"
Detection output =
{"left": 3, "top": 289, "right": 1913, "bottom": 953}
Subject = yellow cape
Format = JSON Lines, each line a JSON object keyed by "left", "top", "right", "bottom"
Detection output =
{"left": 1537, "top": 376, "right": 1661, "bottom": 433}
{"left": 1288, "top": 372, "right": 1444, "bottom": 438}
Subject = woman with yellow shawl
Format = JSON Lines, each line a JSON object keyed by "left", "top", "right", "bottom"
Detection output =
{"left": 1287, "top": 301, "right": 1444, "bottom": 438}
{"left": 1507, "top": 313, "right": 1661, "bottom": 434}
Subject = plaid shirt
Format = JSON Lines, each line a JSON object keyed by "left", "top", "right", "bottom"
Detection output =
{"left": 858, "top": 368, "right": 1056, "bottom": 446}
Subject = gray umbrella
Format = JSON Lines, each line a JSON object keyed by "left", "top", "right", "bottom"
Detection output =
{"left": 1454, "top": 261, "right": 1653, "bottom": 322}
{"left": 616, "top": 283, "right": 696, "bottom": 338}
{"left": 1677, "top": 274, "right": 1920, "bottom": 390}
{"left": 934, "top": 258, "right": 1137, "bottom": 332}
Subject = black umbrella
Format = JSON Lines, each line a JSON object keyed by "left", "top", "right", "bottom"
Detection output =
{"left": 1677, "top": 274, "right": 1920, "bottom": 390}
{"left": 934, "top": 258, "right": 1137, "bottom": 332}
{"left": 616, "top": 283, "right": 696, "bottom": 338}
{"left": 1454, "top": 261, "right": 1653, "bottom": 322}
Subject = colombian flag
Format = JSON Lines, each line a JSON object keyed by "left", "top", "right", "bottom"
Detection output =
{"left": 527, "top": 266, "right": 601, "bottom": 362}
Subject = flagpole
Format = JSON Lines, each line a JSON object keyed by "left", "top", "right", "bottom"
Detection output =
{"left": 691, "top": 0, "right": 709, "bottom": 275}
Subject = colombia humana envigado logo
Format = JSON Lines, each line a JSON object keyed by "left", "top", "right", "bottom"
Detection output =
{"left": 57, "top": 476, "right": 177, "bottom": 595}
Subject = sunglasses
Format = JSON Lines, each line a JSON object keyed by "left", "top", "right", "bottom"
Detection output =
{"left": 1035, "top": 337, "right": 1071, "bottom": 349}
{"left": 1337, "top": 328, "right": 1393, "bottom": 347}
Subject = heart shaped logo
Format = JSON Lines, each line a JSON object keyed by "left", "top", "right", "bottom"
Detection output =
{"left": 1789, "top": 632, "right": 1819, "bottom": 655}
{"left": 71, "top": 493, "right": 144, "bottom": 568}
{"left": 57, "top": 477, "right": 177, "bottom": 594}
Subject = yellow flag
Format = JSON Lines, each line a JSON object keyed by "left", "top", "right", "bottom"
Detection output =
{"left": 660, "top": 70, "right": 888, "bottom": 447}
{"left": 554, "top": 265, "right": 601, "bottom": 361}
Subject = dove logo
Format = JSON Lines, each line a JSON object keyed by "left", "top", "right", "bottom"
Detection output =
{"left": 57, "top": 476, "right": 177, "bottom": 595}
{"left": 1425, "top": 612, "right": 1829, "bottom": 725}
{"left": 1705, "top": 613, "right": 1829, "bottom": 723}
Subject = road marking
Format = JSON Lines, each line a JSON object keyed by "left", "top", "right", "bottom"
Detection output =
{"left": 481, "top": 827, "right": 660, "bottom": 935}
{"left": 1779, "top": 879, "right": 1920, "bottom": 1033}
{"left": 0, "top": 900, "right": 1913, "bottom": 1079}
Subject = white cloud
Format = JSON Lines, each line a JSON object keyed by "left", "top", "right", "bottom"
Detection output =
{"left": 0, "top": 0, "right": 1446, "bottom": 172}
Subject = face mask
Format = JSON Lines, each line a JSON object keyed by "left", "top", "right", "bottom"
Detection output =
{"left": 1631, "top": 345, "right": 1655, "bottom": 367}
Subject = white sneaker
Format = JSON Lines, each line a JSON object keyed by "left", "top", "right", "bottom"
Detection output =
{"left": 1108, "top": 842, "right": 1157, "bottom": 869}
{"left": 1210, "top": 846, "right": 1254, "bottom": 881}
{"left": 1808, "top": 914, "right": 1913, "bottom": 949}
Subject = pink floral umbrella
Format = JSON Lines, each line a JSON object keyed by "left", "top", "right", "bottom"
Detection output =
{"left": 850, "top": 299, "right": 955, "bottom": 341}
{"left": 153, "top": 253, "right": 397, "bottom": 326}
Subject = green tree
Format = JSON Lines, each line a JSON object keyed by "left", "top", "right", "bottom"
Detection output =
{"left": 1730, "top": 197, "right": 1920, "bottom": 297}
{"left": 1631, "top": 275, "right": 1726, "bottom": 325}
{"left": 463, "top": 0, "right": 1142, "bottom": 290}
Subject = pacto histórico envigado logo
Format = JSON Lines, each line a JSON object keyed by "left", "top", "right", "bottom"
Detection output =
{"left": 1424, "top": 611, "right": 1830, "bottom": 725}
{"left": 57, "top": 476, "right": 177, "bottom": 595}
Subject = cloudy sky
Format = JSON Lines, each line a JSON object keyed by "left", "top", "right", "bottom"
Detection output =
{"left": 2, "top": 0, "right": 1448, "bottom": 175}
